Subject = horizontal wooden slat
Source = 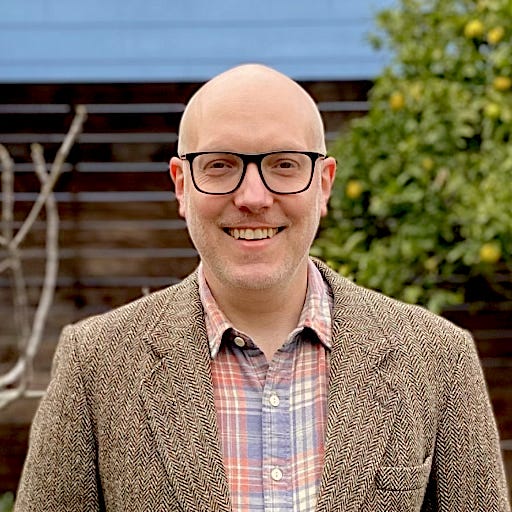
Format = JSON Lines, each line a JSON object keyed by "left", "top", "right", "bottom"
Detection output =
{"left": 12, "top": 171, "right": 171, "bottom": 193}
{"left": 0, "top": 132, "right": 178, "bottom": 144}
{"left": 0, "top": 256, "right": 198, "bottom": 287}
{"left": 443, "top": 306, "right": 512, "bottom": 331}
{"left": 0, "top": 82, "right": 203, "bottom": 104}
{"left": 77, "top": 161, "right": 168, "bottom": 172}
{"left": 477, "top": 337, "right": 512, "bottom": 359}
{"left": 10, "top": 201, "right": 181, "bottom": 221}
{"left": 11, "top": 191, "right": 175, "bottom": 202}
{"left": 1, "top": 247, "right": 197, "bottom": 260}
{"left": 10, "top": 218, "right": 187, "bottom": 231}
{"left": 0, "top": 101, "right": 368, "bottom": 116}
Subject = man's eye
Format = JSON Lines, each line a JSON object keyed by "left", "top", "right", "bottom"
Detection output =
{"left": 204, "top": 160, "right": 233, "bottom": 170}
{"left": 276, "top": 161, "right": 295, "bottom": 168}
{"left": 270, "top": 159, "right": 300, "bottom": 171}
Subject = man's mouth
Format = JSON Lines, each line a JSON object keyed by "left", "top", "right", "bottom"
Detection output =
{"left": 224, "top": 227, "right": 281, "bottom": 240}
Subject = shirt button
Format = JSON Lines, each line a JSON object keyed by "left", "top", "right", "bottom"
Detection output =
{"left": 269, "top": 393, "right": 280, "bottom": 407}
{"left": 271, "top": 467, "right": 283, "bottom": 481}
{"left": 233, "top": 336, "right": 245, "bottom": 348}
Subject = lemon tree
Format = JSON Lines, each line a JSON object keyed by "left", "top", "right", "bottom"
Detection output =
{"left": 312, "top": 0, "right": 512, "bottom": 312}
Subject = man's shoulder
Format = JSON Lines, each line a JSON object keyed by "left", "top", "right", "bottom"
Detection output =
{"left": 313, "top": 258, "right": 472, "bottom": 352}
{"left": 66, "top": 270, "right": 200, "bottom": 345}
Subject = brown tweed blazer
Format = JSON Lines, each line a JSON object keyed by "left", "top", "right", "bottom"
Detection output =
{"left": 15, "top": 261, "right": 510, "bottom": 511}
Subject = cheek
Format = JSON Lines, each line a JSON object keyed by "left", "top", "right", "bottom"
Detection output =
{"left": 183, "top": 192, "right": 226, "bottom": 225}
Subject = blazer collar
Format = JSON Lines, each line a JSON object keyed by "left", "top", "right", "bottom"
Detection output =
{"left": 140, "top": 271, "right": 232, "bottom": 512}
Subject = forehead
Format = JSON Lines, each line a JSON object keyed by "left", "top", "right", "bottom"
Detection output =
{"left": 180, "top": 70, "right": 324, "bottom": 153}
{"left": 202, "top": 99, "right": 312, "bottom": 149}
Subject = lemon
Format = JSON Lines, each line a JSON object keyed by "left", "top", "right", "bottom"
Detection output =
{"left": 389, "top": 91, "right": 405, "bottom": 111}
{"left": 346, "top": 180, "right": 364, "bottom": 199}
{"left": 464, "top": 19, "right": 484, "bottom": 38}
{"left": 409, "top": 82, "right": 423, "bottom": 101}
{"left": 421, "top": 157, "right": 434, "bottom": 171}
{"left": 479, "top": 242, "right": 502, "bottom": 264}
{"left": 493, "top": 76, "right": 512, "bottom": 91}
{"left": 487, "top": 26, "right": 505, "bottom": 44}
{"left": 424, "top": 257, "right": 438, "bottom": 272}
{"left": 484, "top": 102, "right": 501, "bottom": 119}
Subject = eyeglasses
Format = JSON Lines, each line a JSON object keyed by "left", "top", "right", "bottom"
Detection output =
{"left": 179, "top": 150, "right": 325, "bottom": 195}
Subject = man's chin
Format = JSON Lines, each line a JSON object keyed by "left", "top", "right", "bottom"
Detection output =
{"left": 219, "top": 262, "right": 287, "bottom": 292}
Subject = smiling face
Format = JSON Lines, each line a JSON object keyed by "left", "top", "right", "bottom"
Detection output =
{"left": 170, "top": 65, "right": 336, "bottom": 296}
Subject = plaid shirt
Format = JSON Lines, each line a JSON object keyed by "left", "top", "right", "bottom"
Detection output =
{"left": 198, "top": 260, "right": 332, "bottom": 512}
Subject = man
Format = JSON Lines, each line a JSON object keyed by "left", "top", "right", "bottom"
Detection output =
{"left": 15, "top": 64, "right": 510, "bottom": 511}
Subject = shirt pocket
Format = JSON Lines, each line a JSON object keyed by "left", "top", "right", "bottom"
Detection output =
{"left": 375, "top": 455, "right": 433, "bottom": 491}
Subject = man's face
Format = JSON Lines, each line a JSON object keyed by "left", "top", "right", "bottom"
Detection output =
{"left": 170, "top": 73, "right": 336, "bottom": 295}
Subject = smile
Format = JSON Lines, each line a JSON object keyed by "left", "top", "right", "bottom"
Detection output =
{"left": 225, "top": 227, "right": 280, "bottom": 240}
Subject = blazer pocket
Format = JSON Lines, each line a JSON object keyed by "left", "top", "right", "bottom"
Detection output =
{"left": 375, "top": 455, "right": 432, "bottom": 491}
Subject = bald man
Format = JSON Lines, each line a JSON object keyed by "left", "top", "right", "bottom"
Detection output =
{"left": 15, "top": 65, "right": 510, "bottom": 511}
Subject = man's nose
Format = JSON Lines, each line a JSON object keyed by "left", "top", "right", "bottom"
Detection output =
{"left": 233, "top": 162, "right": 274, "bottom": 211}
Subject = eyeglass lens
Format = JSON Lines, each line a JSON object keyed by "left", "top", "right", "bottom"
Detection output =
{"left": 191, "top": 152, "right": 314, "bottom": 194}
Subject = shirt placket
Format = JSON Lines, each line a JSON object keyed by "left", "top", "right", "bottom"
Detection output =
{"left": 262, "top": 344, "right": 295, "bottom": 512}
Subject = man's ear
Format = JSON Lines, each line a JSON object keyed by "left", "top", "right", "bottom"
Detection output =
{"left": 320, "top": 156, "right": 336, "bottom": 217}
{"left": 169, "top": 156, "right": 186, "bottom": 218}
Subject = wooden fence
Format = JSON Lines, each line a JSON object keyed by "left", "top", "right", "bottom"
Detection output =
{"left": 0, "top": 81, "right": 510, "bottom": 494}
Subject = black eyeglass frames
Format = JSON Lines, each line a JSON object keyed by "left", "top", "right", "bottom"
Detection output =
{"left": 179, "top": 150, "right": 326, "bottom": 195}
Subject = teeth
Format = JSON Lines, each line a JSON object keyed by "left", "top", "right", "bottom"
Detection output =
{"left": 229, "top": 228, "right": 278, "bottom": 240}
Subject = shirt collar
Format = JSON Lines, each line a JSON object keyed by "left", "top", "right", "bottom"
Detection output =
{"left": 198, "top": 259, "right": 333, "bottom": 359}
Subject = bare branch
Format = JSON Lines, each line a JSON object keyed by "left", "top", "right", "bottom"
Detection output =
{"left": 0, "top": 144, "right": 60, "bottom": 389}
{"left": 0, "top": 257, "right": 11, "bottom": 273}
{"left": 0, "top": 144, "right": 14, "bottom": 243}
{"left": 10, "top": 252, "right": 31, "bottom": 347}
{"left": 27, "top": 143, "right": 59, "bottom": 362}
{"left": 11, "top": 106, "right": 87, "bottom": 249}
{"left": 0, "top": 358, "right": 25, "bottom": 390}
{"left": 0, "top": 106, "right": 86, "bottom": 396}
{"left": 0, "top": 248, "right": 31, "bottom": 388}
{"left": 1, "top": 145, "right": 31, "bottom": 365}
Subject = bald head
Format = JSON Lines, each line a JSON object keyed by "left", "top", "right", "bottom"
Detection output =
{"left": 177, "top": 64, "right": 326, "bottom": 155}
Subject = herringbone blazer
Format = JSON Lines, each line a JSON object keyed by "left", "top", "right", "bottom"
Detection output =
{"left": 15, "top": 261, "right": 510, "bottom": 511}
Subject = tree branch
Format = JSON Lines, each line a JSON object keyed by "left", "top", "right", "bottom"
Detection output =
{"left": 0, "top": 144, "right": 14, "bottom": 243}
{"left": 27, "top": 143, "right": 60, "bottom": 364}
{"left": 1, "top": 145, "right": 31, "bottom": 355}
{"left": 0, "top": 105, "right": 87, "bottom": 396}
{"left": 10, "top": 105, "right": 87, "bottom": 249}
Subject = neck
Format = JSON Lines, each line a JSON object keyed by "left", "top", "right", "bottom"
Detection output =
{"left": 203, "top": 264, "right": 308, "bottom": 360}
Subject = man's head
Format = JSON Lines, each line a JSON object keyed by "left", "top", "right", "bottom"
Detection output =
{"left": 170, "top": 64, "right": 336, "bottom": 295}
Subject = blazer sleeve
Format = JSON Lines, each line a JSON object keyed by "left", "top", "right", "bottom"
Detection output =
{"left": 425, "top": 330, "right": 511, "bottom": 511}
{"left": 14, "top": 324, "right": 102, "bottom": 511}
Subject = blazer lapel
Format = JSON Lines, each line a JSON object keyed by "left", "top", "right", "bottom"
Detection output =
{"left": 315, "top": 265, "right": 402, "bottom": 511}
{"left": 139, "top": 274, "right": 232, "bottom": 512}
